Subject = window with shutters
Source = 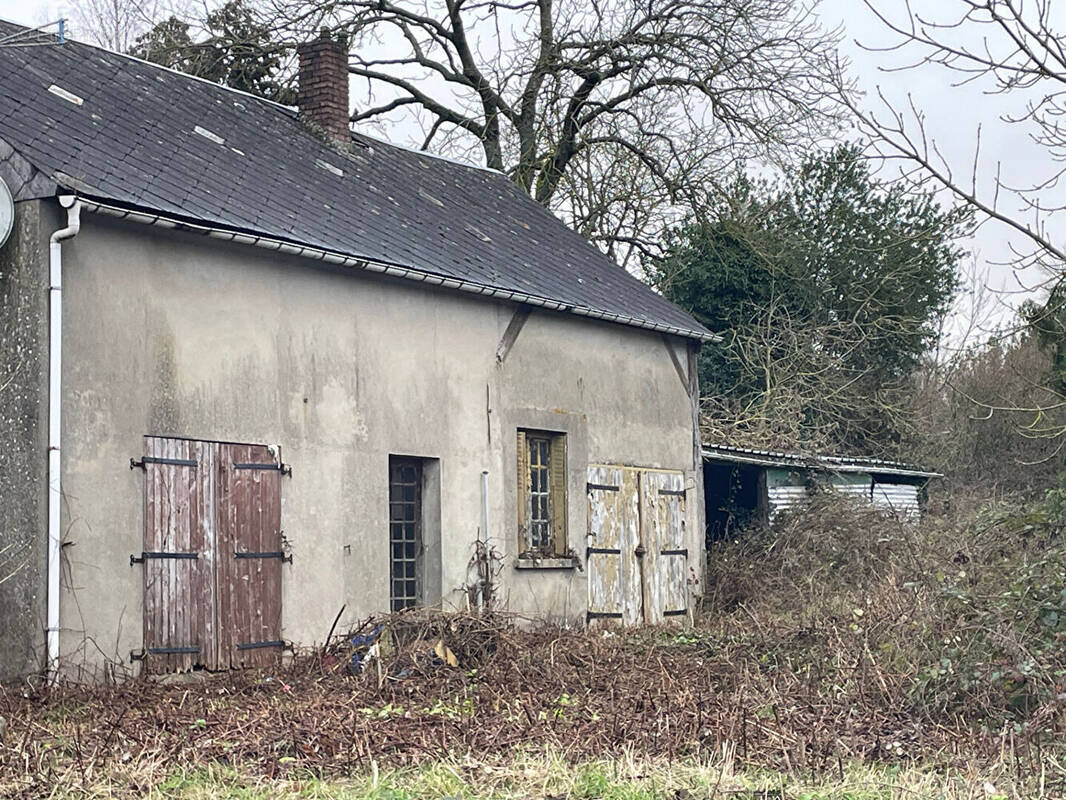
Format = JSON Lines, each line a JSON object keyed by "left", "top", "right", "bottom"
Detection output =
{"left": 516, "top": 429, "right": 567, "bottom": 557}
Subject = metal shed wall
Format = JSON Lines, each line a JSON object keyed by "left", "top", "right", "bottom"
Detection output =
{"left": 766, "top": 469, "right": 808, "bottom": 521}
{"left": 766, "top": 470, "right": 920, "bottom": 522}
{"left": 871, "top": 482, "right": 921, "bottom": 521}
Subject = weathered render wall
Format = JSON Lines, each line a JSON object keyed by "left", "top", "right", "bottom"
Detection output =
{"left": 53, "top": 208, "right": 700, "bottom": 677}
{"left": 0, "top": 199, "right": 47, "bottom": 682}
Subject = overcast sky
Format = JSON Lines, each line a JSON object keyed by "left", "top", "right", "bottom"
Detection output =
{"left": 1, "top": 0, "right": 1059, "bottom": 337}
{"left": 819, "top": 0, "right": 1061, "bottom": 338}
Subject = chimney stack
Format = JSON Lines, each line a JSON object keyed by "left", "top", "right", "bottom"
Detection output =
{"left": 297, "top": 27, "right": 351, "bottom": 145}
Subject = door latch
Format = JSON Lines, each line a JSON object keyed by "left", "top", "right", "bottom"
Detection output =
{"left": 634, "top": 544, "right": 646, "bottom": 558}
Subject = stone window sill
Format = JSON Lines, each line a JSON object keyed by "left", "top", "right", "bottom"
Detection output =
{"left": 514, "top": 556, "right": 579, "bottom": 570}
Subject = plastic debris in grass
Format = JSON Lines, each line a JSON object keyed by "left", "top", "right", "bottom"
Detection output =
{"left": 349, "top": 624, "right": 384, "bottom": 674}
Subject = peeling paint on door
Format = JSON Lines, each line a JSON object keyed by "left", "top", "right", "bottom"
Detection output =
{"left": 586, "top": 466, "right": 641, "bottom": 626}
{"left": 586, "top": 465, "right": 687, "bottom": 627}
{"left": 640, "top": 470, "right": 687, "bottom": 624}
{"left": 139, "top": 436, "right": 284, "bottom": 673}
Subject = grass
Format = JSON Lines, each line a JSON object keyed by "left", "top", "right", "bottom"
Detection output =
{"left": 30, "top": 747, "right": 1066, "bottom": 799}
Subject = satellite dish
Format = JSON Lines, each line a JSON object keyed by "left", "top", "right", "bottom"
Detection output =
{"left": 0, "top": 177, "right": 13, "bottom": 249}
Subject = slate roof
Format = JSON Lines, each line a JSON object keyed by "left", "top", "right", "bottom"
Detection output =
{"left": 0, "top": 21, "right": 711, "bottom": 341}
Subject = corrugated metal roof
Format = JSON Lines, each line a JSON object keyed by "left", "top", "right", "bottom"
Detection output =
{"left": 702, "top": 445, "right": 941, "bottom": 479}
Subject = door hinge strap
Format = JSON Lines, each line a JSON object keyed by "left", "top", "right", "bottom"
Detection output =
{"left": 586, "top": 611, "right": 624, "bottom": 620}
{"left": 660, "top": 548, "right": 689, "bottom": 557}
{"left": 586, "top": 547, "right": 621, "bottom": 555}
{"left": 131, "top": 551, "right": 199, "bottom": 565}
{"left": 235, "top": 551, "right": 292, "bottom": 563}
{"left": 659, "top": 488, "right": 686, "bottom": 497}
{"left": 130, "top": 456, "right": 197, "bottom": 469}
{"left": 233, "top": 462, "right": 292, "bottom": 476}
{"left": 587, "top": 483, "right": 619, "bottom": 492}
{"left": 663, "top": 609, "right": 688, "bottom": 617}
{"left": 236, "top": 639, "right": 286, "bottom": 651}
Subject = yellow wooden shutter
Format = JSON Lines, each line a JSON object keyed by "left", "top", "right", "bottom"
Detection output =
{"left": 549, "top": 434, "right": 567, "bottom": 553}
{"left": 516, "top": 430, "right": 528, "bottom": 548}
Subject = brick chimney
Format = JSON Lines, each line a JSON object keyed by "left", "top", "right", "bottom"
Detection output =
{"left": 297, "top": 28, "right": 351, "bottom": 145}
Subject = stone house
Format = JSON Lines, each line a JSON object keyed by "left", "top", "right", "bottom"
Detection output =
{"left": 0, "top": 22, "right": 710, "bottom": 680}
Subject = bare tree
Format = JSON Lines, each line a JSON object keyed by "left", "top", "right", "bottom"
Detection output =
{"left": 698, "top": 298, "right": 936, "bottom": 456}
{"left": 842, "top": 0, "right": 1066, "bottom": 441}
{"left": 845, "top": 0, "right": 1066, "bottom": 289}
{"left": 69, "top": 0, "right": 189, "bottom": 51}
{"left": 274, "top": 0, "right": 844, "bottom": 266}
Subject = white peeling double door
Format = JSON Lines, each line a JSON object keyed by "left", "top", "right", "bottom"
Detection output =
{"left": 586, "top": 465, "right": 689, "bottom": 625}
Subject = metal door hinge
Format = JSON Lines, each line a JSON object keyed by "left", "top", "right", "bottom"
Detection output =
{"left": 586, "top": 611, "right": 624, "bottom": 621}
{"left": 130, "top": 456, "right": 197, "bottom": 470}
{"left": 130, "top": 645, "right": 200, "bottom": 661}
{"left": 233, "top": 462, "right": 292, "bottom": 476}
{"left": 234, "top": 551, "right": 292, "bottom": 563}
{"left": 236, "top": 639, "right": 286, "bottom": 651}
{"left": 130, "top": 551, "right": 199, "bottom": 566}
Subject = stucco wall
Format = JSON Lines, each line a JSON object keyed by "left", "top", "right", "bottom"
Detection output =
{"left": 54, "top": 206, "right": 701, "bottom": 677}
{"left": 0, "top": 199, "right": 47, "bottom": 682}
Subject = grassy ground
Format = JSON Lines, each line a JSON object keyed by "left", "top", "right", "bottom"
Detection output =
{"left": 32, "top": 747, "right": 1066, "bottom": 799}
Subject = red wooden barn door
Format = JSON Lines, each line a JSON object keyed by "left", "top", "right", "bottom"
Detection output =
{"left": 216, "top": 443, "right": 284, "bottom": 668}
{"left": 141, "top": 437, "right": 217, "bottom": 673}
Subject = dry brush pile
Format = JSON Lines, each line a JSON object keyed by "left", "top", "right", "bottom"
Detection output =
{"left": 1, "top": 496, "right": 1064, "bottom": 795}
{"left": 706, "top": 492, "right": 1066, "bottom": 734}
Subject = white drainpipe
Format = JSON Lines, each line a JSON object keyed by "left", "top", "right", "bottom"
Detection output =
{"left": 47, "top": 195, "right": 81, "bottom": 682}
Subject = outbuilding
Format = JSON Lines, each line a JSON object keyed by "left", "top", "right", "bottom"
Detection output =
{"left": 702, "top": 445, "right": 940, "bottom": 539}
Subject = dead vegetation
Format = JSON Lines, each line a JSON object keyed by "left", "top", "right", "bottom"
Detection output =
{"left": 1, "top": 583, "right": 1063, "bottom": 796}
{"left": 2, "top": 495, "right": 1064, "bottom": 796}
{"left": 707, "top": 492, "right": 1066, "bottom": 727}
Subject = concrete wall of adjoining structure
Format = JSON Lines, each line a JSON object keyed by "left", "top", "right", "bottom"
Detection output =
{"left": 47, "top": 205, "right": 701, "bottom": 678}
{"left": 0, "top": 199, "right": 48, "bottom": 682}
